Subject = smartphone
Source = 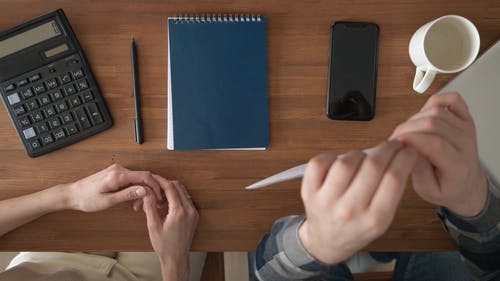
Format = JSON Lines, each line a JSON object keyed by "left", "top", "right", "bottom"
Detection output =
{"left": 326, "top": 22, "right": 379, "bottom": 121}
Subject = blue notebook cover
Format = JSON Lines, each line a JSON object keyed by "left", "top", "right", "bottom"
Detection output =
{"left": 167, "top": 15, "right": 269, "bottom": 150}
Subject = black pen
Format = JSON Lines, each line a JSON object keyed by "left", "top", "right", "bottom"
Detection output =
{"left": 131, "top": 36, "right": 143, "bottom": 144}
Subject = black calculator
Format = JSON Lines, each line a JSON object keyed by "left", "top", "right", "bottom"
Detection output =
{"left": 0, "top": 9, "right": 112, "bottom": 157}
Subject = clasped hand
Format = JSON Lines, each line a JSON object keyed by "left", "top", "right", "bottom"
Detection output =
{"left": 299, "top": 92, "right": 489, "bottom": 264}
{"left": 64, "top": 163, "right": 198, "bottom": 274}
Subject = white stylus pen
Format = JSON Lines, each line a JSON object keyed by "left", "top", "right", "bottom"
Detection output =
{"left": 245, "top": 148, "right": 374, "bottom": 190}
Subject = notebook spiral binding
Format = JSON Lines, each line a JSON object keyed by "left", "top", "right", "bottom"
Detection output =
{"left": 171, "top": 14, "right": 263, "bottom": 24}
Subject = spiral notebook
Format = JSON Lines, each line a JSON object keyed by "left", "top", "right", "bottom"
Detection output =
{"left": 167, "top": 14, "right": 269, "bottom": 150}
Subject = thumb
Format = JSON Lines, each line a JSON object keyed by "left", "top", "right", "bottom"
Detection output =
{"left": 411, "top": 157, "right": 441, "bottom": 203}
{"left": 109, "top": 185, "right": 147, "bottom": 205}
{"left": 144, "top": 195, "right": 162, "bottom": 232}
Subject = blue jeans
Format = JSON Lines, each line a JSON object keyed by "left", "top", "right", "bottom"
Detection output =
{"left": 391, "top": 252, "right": 472, "bottom": 281}
{"left": 249, "top": 252, "right": 474, "bottom": 281}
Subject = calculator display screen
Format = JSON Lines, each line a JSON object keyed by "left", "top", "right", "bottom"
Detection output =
{"left": 0, "top": 21, "right": 61, "bottom": 59}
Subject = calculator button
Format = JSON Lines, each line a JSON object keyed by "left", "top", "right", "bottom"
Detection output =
{"left": 28, "top": 73, "right": 41, "bottom": 82}
{"left": 60, "top": 73, "right": 72, "bottom": 84}
{"left": 68, "top": 59, "right": 80, "bottom": 65}
{"left": 26, "top": 99, "right": 39, "bottom": 111}
{"left": 51, "top": 90, "right": 64, "bottom": 101}
{"left": 64, "top": 84, "right": 77, "bottom": 96}
{"left": 4, "top": 83, "right": 16, "bottom": 92}
{"left": 36, "top": 122, "right": 49, "bottom": 133}
{"left": 76, "top": 79, "right": 89, "bottom": 91}
{"left": 22, "top": 127, "right": 36, "bottom": 139}
{"left": 48, "top": 118, "right": 62, "bottom": 129}
{"left": 87, "top": 103, "right": 103, "bottom": 125}
{"left": 29, "top": 139, "right": 41, "bottom": 150}
{"left": 41, "top": 134, "right": 54, "bottom": 145}
{"left": 20, "top": 88, "right": 34, "bottom": 99}
{"left": 71, "top": 68, "right": 85, "bottom": 79}
{"left": 39, "top": 94, "right": 52, "bottom": 106}
{"left": 75, "top": 108, "right": 91, "bottom": 129}
{"left": 45, "top": 78, "right": 59, "bottom": 90}
{"left": 31, "top": 111, "right": 45, "bottom": 122}
{"left": 43, "top": 106, "right": 56, "bottom": 118}
{"left": 17, "top": 78, "right": 29, "bottom": 87}
{"left": 60, "top": 112, "right": 74, "bottom": 124}
{"left": 13, "top": 105, "right": 26, "bottom": 116}
{"left": 33, "top": 83, "right": 46, "bottom": 95}
{"left": 68, "top": 96, "right": 81, "bottom": 107}
{"left": 65, "top": 123, "right": 79, "bottom": 135}
{"left": 53, "top": 129, "right": 66, "bottom": 140}
{"left": 55, "top": 101, "right": 69, "bottom": 112}
{"left": 7, "top": 93, "right": 21, "bottom": 105}
{"left": 81, "top": 91, "right": 94, "bottom": 102}
{"left": 18, "top": 116, "right": 31, "bottom": 128}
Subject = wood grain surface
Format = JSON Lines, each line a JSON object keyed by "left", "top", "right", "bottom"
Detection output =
{"left": 0, "top": 0, "right": 498, "bottom": 251}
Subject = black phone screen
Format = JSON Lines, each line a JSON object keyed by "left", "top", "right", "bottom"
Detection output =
{"left": 327, "top": 22, "right": 379, "bottom": 121}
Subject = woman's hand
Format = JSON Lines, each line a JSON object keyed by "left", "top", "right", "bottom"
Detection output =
{"left": 67, "top": 164, "right": 164, "bottom": 212}
{"left": 143, "top": 175, "right": 199, "bottom": 281}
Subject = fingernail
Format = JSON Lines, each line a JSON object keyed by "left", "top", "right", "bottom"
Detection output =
{"left": 135, "top": 187, "right": 146, "bottom": 197}
{"left": 393, "top": 136, "right": 404, "bottom": 143}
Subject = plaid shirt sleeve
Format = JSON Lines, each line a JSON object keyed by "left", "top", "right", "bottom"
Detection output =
{"left": 437, "top": 177, "right": 500, "bottom": 278}
{"left": 251, "top": 215, "right": 349, "bottom": 281}
{"left": 252, "top": 178, "right": 500, "bottom": 281}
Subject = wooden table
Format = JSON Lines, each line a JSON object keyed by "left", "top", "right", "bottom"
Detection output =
{"left": 0, "top": 0, "right": 498, "bottom": 251}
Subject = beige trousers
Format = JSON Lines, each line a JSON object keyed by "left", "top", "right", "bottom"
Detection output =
{"left": 7, "top": 252, "right": 206, "bottom": 281}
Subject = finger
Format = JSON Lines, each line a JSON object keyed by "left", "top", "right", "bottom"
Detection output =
{"left": 152, "top": 175, "right": 183, "bottom": 212}
{"left": 172, "top": 182, "right": 198, "bottom": 226}
{"left": 411, "top": 156, "right": 441, "bottom": 202}
{"left": 108, "top": 185, "right": 148, "bottom": 205}
{"left": 120, "top": 170, "right": 164, "bottom": 202}
{"left": 320, "top": 150, "right": 366, "bottom": 199}
{"left": 342, "top": 141, "right": 403, "bottom": 208}
{"left": 390, "top": 115, "right": 465, "bottom": 151}
{"left": 172, "top": 181, "right": 195, "bottom": 209}
{"left": 134, "top": 197, "right": 165, "bottom": 213}
{"left": 144, "top": 195, "right": 162, "bottom": 232}
{"left": 369, "top": 146, "right": 418, "bottom": 219}
{"left": 133, "top": 199, "right": 143, "bottom": 212}
{"left": 396, "top": 132, "right": 456, "bottom": 173}
{"left": 156, "top": 201, "right": 169, "bottom": 218}
{"left": 408, "top": 106, "right": 470, "bottom": 132}
{"left": 104, "top": 165, "right": 164, "bottom": 202}
{"left": 133, "top": 186, "right": 157, "bottom": 212}
{"left": 302, "top": 152, "right": 338, "bottom": 197}
{"left": 421, "top": 92, "right": 473, "bottom": 122}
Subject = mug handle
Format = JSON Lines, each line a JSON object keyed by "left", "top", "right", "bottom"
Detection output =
{"left": 413, "top": 66, "right": 437, "bottom": 94}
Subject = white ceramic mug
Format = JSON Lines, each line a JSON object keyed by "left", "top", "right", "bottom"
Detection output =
{"left": 409, "top": 15, "right": 480, "bottom": 93}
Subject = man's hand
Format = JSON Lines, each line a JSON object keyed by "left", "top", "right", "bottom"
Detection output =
{"left": 390, "top": 92, "right": 488, "bottom": 217}
{"left": 298, "top": 141, "right": 418, "bottom": 265}
{"left": 67, "top": 164, "right": 164, "bottom": 212}
{"left": 143, "top": 175, "right": 199, "bottom": 281}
